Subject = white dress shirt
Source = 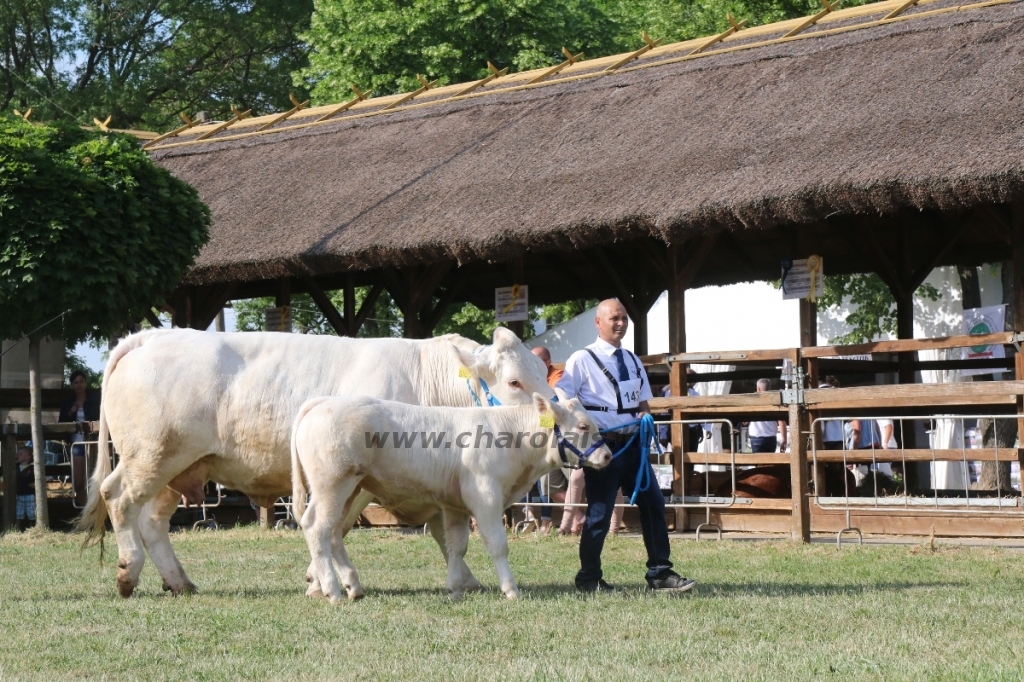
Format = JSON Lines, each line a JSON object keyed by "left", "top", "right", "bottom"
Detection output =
{"left": 556, "top": 337, "right": 653, "bottom": 432}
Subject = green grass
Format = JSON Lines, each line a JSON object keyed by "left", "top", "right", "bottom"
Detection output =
{"left": 2, "top": 527, "right": 1023, "bottom": 681}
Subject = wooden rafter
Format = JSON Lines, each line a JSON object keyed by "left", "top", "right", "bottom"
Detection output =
{"left": 604, "top": 31, "right": 663, "bottom": 72}
{"left": 688, "top": 14, "right": 748, "bottom": 55}
{"left": 883, "top": 0, "right": 920, "bottom": 20}
{"left": 195, "top": 107, "right": 252, "bottom": 141}
{"left": 256, "top": 95, "right": 310, "bottom": 132}
{"left": 424, "top": 270, "right": 469, "bottom": 331}
{"left": 315, "top": 84, "right": 370, "bottom": 123}
{"left": 352, "top": 284, "right": 385, "bottom": 334}
{"left": 452, "top": 62, "right": 509, "bottom": 98}
{"left": 675, "top": 233, "right": 720, "bottom": 291}
{"left": 526, "top": 48, "right": 584, "bottom": 85}
{"left": 783, "top": 0, "right": 842, "bottom": 38}
{"left": 382, "top": 75, "right": 439, "bottom": 112}
{"left": 142, "top": 112, "right": 198, "bottom": 149}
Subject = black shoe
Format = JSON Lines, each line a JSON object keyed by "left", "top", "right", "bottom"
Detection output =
{"left": 646, "top": 570, "right": 696, "bottom": 592}
{"left": 575, "top": 578, "right": 620, "bottom": 593}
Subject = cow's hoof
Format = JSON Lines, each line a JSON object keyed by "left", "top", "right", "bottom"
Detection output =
{"left": 116, "top": 577, "right": 136, "bottom": 598}
{"left": 328, "top": 595, "right": 346, "bottom": 606}
{"left": 305, "top": 585, "right": 324, "bottom": 599}
{"left": 347, "top": 587, "right": 365, "bottom": 601}
{"left": 166, "top": 582, "right": 198, "bottom": 596}
{"left": 504, "top": 589, "right": 521, "bottom": 601}
{"left": 464, "top": 578, "right": 484, "bottom": 592}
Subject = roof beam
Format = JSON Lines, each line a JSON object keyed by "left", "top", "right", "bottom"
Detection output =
{"left": 352, "top": 284, "right": 385, "bottom": 335}
{"left": 255, "top": 95, "right": 309, "bottom": 132}
{"left": 300, "top": 274, "right": 348, "bottom": 335}
{"left": 883, "top": 0, "right": 920, "bottom": 20}
{"left": 525, "top": 48, "right": 584, "bottom": 85}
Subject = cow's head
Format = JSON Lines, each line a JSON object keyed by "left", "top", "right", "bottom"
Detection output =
{"left": 450, "top": 327, "right": 551, "bottom": 406}
{"left": 533, "top": 393, "right": 612, "bottom": 469}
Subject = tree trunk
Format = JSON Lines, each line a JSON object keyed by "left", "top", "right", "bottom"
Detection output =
{"left": 957, "top": 265, "right": 981, "bottom": 310}
{"left": 28, "top": 336, "right": 49, "bottom": 529}
{"left": 971, "top": 262, "right": 1013, "bottom": 492}
{"left": 972, "top": 418, "right": 1015, "bottom": 493}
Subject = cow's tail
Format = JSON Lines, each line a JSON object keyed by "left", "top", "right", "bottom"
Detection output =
{"left": 77, "top": 329, "right": 168, "bottom": 558}
{"left": 291, "top": 397, "right": 332, "bottom": 525}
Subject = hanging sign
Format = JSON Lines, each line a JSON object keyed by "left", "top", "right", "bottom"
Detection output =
{"left": 781, "top": 256, "right": 824, "bottom": 301}
{"left": 961, "top": 304, "right": 1005, "bottom": 376}
{"left": 264, "top": 306, "right": 292, "bottom": 332}
{"left": 495, "top": 285, "right": 529, "bottom": 322}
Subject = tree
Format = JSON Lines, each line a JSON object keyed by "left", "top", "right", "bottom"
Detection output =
{"left": 2, "top": 0, "right": 312, "bottom": 130}
{"left": 297, "top": 0, "right": 882, "bottom": 104}
{"left": 818, "top": 274, "right": 940, "bottom": 345}
{"left": 0, "top": 115, "right": 210, "bottom": 526}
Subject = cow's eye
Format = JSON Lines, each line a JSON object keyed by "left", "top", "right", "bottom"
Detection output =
{"left": 509, "top": 380, "right": 521, "bottom": 388}
{"left": 579, "top": 423, "right": 589, "bottom": 431}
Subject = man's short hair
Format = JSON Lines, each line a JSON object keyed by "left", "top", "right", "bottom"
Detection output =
{"left": 756, "top": 378, "right": 772, "bottom": 391}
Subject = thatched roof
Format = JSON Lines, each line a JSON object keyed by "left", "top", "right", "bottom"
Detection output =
{"left": 150, "top": 0, "right": 1024, "bottom": 287}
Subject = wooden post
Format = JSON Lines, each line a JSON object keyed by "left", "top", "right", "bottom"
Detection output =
{"left": 507, "top": 257, "right": 525, "bottom": 340}
{"left": 1012, "top": 202, "right": 1024, "bottom": 452}
{"left": 896, "top": 291, "right": 915, "bottom": 385}
{"left": 259, "top": 505, "right": 272, "bottom": 529}
{"left": 2, "top": 429, "right": 17, "bottom": 532}
{"left": 344, "top": 274, "right": 356, "bottom": 337}
{"left": 28, "top": 337, "right": 48, "bottom": 529}
{"left": 788, "top": 401, "right": 810, "bottom": 542}
{"left": 667, "top": 244, "right": 688, "bottom": 531}
{"left": 214, "top": 309, "right": 225, "bottom": 332}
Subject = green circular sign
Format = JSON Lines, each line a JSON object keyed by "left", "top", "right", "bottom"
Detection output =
{"left": 969, "top": 321, "right": 991, "bottom": 354}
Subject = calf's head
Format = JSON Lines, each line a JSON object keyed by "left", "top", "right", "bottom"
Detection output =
{"left": 450, "top": 327, "right": 551, "bottom": 406}
{"left": 533, "top": 394, "right": 612, "bottom": 469}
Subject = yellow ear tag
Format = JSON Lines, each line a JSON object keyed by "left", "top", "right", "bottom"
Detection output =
{"left": 538, "top": 413, "right": 555, "bottom": 429}
{"left": 458, "top": 367, "right": 472, "bottom": 379}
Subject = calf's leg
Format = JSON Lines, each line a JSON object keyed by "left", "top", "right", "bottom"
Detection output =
{"left": 442, "top": 510, "right": 476, "bottom": 601}
{"left": 430, "top": 511, "right": 483, "bottom": 593}
{"left": 472, "top": 505, "right": 520, "bottom": 600}
{"left": 101, "top": 464, "right": 156, "bottom": 598}
{"left": 301, "top": 478, "right": 362, "bottom": 604}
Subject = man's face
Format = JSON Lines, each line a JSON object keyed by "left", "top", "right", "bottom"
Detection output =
{"left": 595, "top": 301, "right": 629, "bottom": 346}
{"left": 72, "top": 376, "right": 87, "bottom": 393}
{"left": 17, "top": 449, "right": 31, "bottom": 465}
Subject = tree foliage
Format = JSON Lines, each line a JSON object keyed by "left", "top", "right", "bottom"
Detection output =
{"left": 297, "top": 0, "right": 878, "bottom": 103}
{"left": 819, "top": 274, "right": 940, "bottom": 345}
{"left": 0, "top": 115, "right": 210, "bottom": 345}
{"left": 2, "top": 0, "right": 312, "bottom": 130}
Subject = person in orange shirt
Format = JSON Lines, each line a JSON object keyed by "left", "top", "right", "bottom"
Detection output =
{"left": 531, "top": 346, "right": 564, "bottom": 388}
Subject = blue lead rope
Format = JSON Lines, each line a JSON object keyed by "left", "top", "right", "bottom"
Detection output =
{"left": 600, "top": 413, "right": 662, "bottom": 505}
{"left": 466, "top": 375, "right": 502, "bottom": 408}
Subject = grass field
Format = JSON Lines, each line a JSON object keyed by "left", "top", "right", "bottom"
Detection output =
{"left": 2, "top": 526, "right": 1023, "bottom": 681}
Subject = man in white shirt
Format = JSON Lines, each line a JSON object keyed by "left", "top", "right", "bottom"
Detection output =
{"left": 556, "top": 299, "right": 696, "bottom": 593}
{"left": 747, "top": 379, "right": 788, "bottom": 453}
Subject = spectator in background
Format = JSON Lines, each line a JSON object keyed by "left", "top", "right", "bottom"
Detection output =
{"left": 818, "top": 376, "right": 845, "bottom": 450}
{"left": 531, "top": 346, "right": 564, "bottom": 389}
{"left": 747, "top": 379, "right": 788, "bottom": 453}
{"left": 15, "top": 446, "right": 36, "bottom": 531}
{"left": 59, "top": 370, "right": 101, "bottom": 506}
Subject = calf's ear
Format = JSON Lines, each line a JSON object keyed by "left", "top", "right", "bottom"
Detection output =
{"left": 492, "top": 326, "right": 521, "bottom": 350}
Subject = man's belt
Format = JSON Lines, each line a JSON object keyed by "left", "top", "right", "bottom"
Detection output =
{"left": 581, "top": 403, "right": 638, "bottom": 416}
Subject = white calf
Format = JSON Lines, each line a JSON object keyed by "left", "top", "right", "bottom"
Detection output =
{"left": 291, "top": 394, "right": 612, "bottom": 602}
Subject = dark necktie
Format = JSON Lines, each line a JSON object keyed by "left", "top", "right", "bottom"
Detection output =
{"left": 612, "top": 348, "right": 630, "bottom": 381}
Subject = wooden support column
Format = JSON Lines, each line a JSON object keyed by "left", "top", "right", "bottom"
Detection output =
{"left": 664, "top": 238, "right": 719, "bottom": 532}
{"left": 258, "top": 505, "right": 272, "bottom": 529}
{"left": 2, "top": 429, "right": 17, "bottom": 532}
{"left": 344, "top": 274, "right": 356, "bottom": 335}
{"left": 276, "top": 277, "right": 291, "bottom": 310}
{"left": 506, "top": 257, "right": 525, "bottom": 340}
{"left": 1012, "top": 202, "right": 1024, "bottom": 450}
{"left": 382, "top": 263, "right": 452, "bottom": 339}
{"left": 789, "top": 400, "right": 811, "bottom": 542}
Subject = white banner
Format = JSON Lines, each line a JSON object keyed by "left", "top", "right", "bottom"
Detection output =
{"left": 961, "top": 304, "right": 1005, "bottom": 376}
{"left": 781, "top": 257, "right": 824, "bottom": 300}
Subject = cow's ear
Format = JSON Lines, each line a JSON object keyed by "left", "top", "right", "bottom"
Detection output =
{"left": 492, "top": 326, "right": 521, "bottom": 351}
{"left": 533, "top": 393, "right": 552, "bottom": 417}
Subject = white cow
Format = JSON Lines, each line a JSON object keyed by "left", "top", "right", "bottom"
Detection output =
{"left": 291, "top": 393, "right": 612, "bottom": 602}
{"left": 78, "top": 327, "right": 550, "bottom": 598}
